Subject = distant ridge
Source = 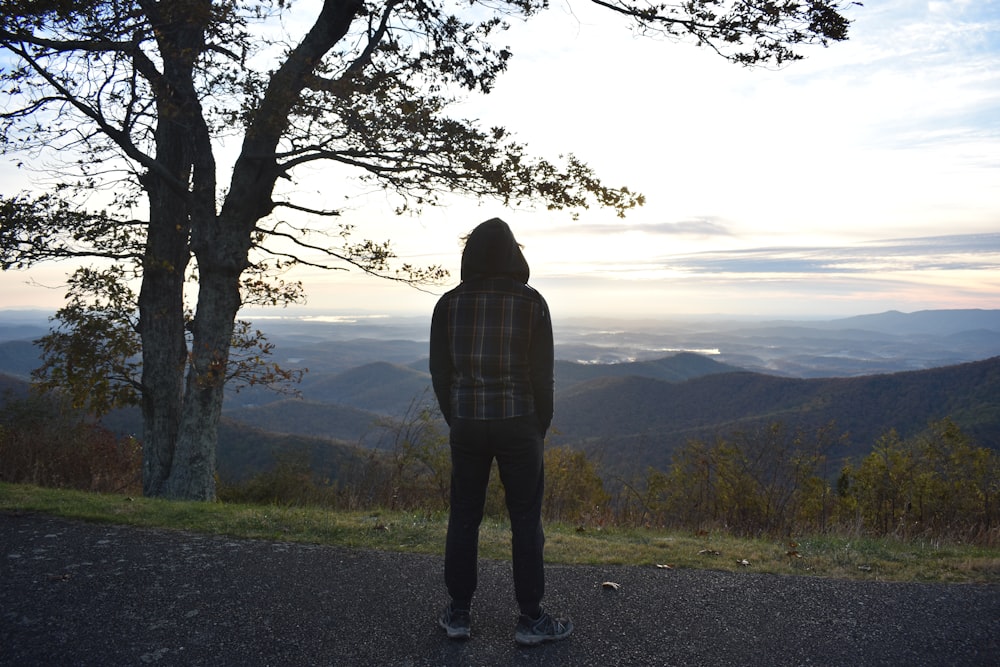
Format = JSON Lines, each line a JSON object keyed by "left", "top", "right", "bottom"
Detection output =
{"left": 0, "top": 324, "right": 48, "bottom": 344}
{"left": 824, "top": 309, "right": 1000, "bottom": 336}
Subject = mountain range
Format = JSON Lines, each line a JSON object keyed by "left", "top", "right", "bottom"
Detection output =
{"left": 1, "top": 308, "right": 998, "bottom": 482}
{"left": 549, "top": 356, "right": 1000, "bottom": 474}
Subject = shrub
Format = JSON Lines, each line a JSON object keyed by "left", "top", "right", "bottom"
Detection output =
{"left": 0, "top": 390, "right": 141, "bottom": 494}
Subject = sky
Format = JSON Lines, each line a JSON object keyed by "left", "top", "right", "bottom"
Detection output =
{"left": 1, "top": 0, "right": 998, "bottom": 322}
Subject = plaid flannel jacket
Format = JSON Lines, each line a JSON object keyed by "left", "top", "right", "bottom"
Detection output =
{"left": 429, "top": 276, "right": 553, "bottom": 432}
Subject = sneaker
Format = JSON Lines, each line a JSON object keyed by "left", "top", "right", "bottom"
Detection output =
{"left": 439, "top": 604, "right": 471, "bottom": 640}
{"left": 514, "top": 610, "right": 574, "bottom": 646}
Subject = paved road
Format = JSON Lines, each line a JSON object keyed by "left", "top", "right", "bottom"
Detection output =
{"left": 2, "top": 512, "right": 998, "bottom": 666}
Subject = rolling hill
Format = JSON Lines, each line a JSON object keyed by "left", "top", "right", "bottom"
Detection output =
{"left": 215, "top": 418, "right": 372, "bottom": 484}
{"left": 549, "top": 356, "right": 1000, "bottom": 474}
{"left": 0, "top": 372, "right": 30, "bottom": 399}
{"left": 223, "top": 399, "right": 385, "bottom": 445}
{"left": 553, "top": 352, "right": 738, "bottom": 387}
{"left": 90, "top": 406, "right": 378, "bottom": 484}
{"left": 0, "top": 340, "right": 42, "bottom": 379}
{"left": 299, "top": 361, "right": 434, "bottom": 415}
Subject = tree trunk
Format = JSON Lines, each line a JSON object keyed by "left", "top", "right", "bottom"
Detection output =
{"left": 138, "top": 177, "right": 190, "bottom": 497}
{"left": 162, "top": 263, "right": 242, "bottom": 499}
{"left": 138, "top": 0, "right": 211, "bottom": 498}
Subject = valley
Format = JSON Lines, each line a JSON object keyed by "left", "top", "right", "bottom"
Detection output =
{"left": 2, "top": 308, "right": 998, "bottom": 482}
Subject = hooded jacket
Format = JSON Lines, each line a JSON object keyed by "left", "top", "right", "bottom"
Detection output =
{"left": 429, "top": 219, "right": 554, "bottom": 433}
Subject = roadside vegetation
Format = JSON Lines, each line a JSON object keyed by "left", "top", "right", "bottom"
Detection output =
{"left": 2, "top": 391, "right": 998, "bottom": 584}
{"left": 3, "top": 482, "right": 998, "bottom": 584}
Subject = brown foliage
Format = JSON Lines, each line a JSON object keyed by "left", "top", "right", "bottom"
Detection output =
{"left": 0, "top": 391, "right": 141, "bottom": 494}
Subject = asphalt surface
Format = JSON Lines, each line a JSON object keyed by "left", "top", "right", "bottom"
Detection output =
{"left": 2, "top": 512, "right": 998, "bottom": 666}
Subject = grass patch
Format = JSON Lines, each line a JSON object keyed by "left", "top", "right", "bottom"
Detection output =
{"left": 3, "top": 482, "right": 998, "bottom": 584}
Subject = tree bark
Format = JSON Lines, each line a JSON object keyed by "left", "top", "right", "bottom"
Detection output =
{"left": 164, "top": 263, "right": 242, "bottom": 499}
{"left": 138, "top": 175, "right": 190, "bottom": 497}
{"left": 139, "top": 0, "right": 209, "bottom": 499}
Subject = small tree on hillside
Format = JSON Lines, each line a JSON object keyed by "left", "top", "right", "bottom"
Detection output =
{"left": 543, "top": 446, "right": 610, "bottom": 523}
{"left": 849, "top": 429, "right": 916, "bottom": 535}
{"left": 846, "top": 419, "right": 1000, "bottom": 539}
{"left": 375, "top": 393, "right": 451, "bottom": 509}
{"left": 646, "top": 421, "right": 844, "bottom": 535}
{"left": 0, "top": 1, "right": 854, "bottom": 500}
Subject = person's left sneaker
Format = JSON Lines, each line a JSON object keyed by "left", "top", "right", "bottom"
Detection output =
{"left": 514, "top": 609, "right": 573, "bottom": 646}
{"left": 438, "top": 603, "right": 471, "bottom": 640}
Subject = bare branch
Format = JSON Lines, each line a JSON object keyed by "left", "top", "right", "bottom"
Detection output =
{"left": 270, "top": 200, "right": 342, "bottom": 217}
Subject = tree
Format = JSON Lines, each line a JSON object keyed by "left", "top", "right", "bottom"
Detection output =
{"left": 542, "top": 446, "right": 609, "bottom": 523}
{"left": 648, "top": 422, "right": 842, "bottom": 536}
{"left": 375, "top": 391, "right": 451, "bottom": 510}
{"left": 0, "top": 1, "right": 854, "bottom": 500}
{"left": 847, "top": 419, "right": 1000, "bottom": 538}
{"left": 848, "top": 428, "right": 914, "bottom": 535}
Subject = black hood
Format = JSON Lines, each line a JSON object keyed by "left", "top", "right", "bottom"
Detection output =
{"left": 460, "top": 218, "right": 530, "bottom": 283}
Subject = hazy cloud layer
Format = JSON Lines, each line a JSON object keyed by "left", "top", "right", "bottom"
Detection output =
{"left": 546, "top": 218, "right": 734, "bottom": 238}
{"left": 662, "top": 233, "right": 1000, "bottom": 276}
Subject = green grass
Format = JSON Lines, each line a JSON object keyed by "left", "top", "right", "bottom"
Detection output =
{"left": 3, "top": 482, "right": 998, "bottom": 584}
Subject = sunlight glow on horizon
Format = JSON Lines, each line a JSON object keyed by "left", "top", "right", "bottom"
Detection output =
{"left": 1, "top": 0, "right": 998, "bottom": 321}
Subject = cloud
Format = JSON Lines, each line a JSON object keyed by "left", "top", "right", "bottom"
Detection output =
{"left": 662, "top": 233, "right": 1000, "bottom": 276}
{"left": 544, "top": 217, "right": 734, "bottom": 237}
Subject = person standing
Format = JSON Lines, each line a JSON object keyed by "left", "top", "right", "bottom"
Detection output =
{"left": 429, "top": 218, "right": 573, "bottom": 646}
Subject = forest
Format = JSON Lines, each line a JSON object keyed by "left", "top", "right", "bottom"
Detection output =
{"left": 3, "top": 372, "right": 997, "bottom": 546}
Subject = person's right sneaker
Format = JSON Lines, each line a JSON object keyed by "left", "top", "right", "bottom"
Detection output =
{"left": 438, "top": 603, "right": 471, "bottom": 640}
{"left": 514, "top": 610, "right": 574, "bottom": 646}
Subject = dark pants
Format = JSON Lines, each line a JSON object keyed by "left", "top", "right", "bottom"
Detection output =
{"left": 445, "top": 415, "right": 545, "bottom": 617}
